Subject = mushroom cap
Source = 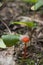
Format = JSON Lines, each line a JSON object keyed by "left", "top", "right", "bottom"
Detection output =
{"left": 21, "top": 36, "right": 30, "bottom": 43}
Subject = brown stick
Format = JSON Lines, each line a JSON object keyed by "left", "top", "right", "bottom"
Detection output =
{"left": 0, "top": 19, "right": 11, "bottom": 34}
{"left": 20, "top": 16, "right": 43, "bottom": 24}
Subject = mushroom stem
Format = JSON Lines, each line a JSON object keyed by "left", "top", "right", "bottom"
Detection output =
{"left": 24, "top": 43, "right": 27, "bottom": 59}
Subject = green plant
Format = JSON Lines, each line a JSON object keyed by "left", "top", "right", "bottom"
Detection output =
{"left": 0, "top": 21, "right": 37, "bottom": 48}
{"left": 22, "top": 0, "right": 43, "bottom": 10}
{"left": 31, "top": 0, "right": 43, "bottom": 10}
{"left": 1, "top": 34, "right": 20, "bottom": 47}
{"left": 0, "top": 38, "right": 6, "bottom": 48}
{"left": 0, "top": 34, "right": 20, "bottom": 48}
{"left": 11, "top": 21, "right": 37, "bottom": 28}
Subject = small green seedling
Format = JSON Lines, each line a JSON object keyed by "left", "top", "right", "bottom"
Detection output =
{"left": 31, "top": 0, "right": 43, "bottom": 10}
{"left": 22, "top": 0, "right": 43, "bottom": 10}
{"left": 11, "top": 21, "right": 37, "bottom": 28}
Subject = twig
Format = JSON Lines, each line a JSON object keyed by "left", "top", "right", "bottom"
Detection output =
{"left": 0, "top": 19, "right": 12, "bottom": 34}
{"left": 20, "top": 16, "right": 43, "bottom": 24}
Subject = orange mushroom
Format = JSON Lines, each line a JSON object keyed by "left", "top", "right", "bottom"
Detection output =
{"left": 21, "top": 36, "right": 30, "bottom": 43}
{"left": 21, "top": 36, "right": 30, "bottom": 58}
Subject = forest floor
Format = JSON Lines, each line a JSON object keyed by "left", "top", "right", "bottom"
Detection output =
{"left": 0, "top": 0, "right": 43, "bottom": 65}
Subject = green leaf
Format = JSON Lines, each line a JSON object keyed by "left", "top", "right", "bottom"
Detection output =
{"left": 1, "top": 34, "right": 20, "bottom": 47}
{"left": 31, "top": 0, "right": 43, "bottom": 10}
{"left": 0, "top": 38, "right": 6, "bottom": 48}
{"left": 22, "top": 0, "right": 38, "bottom": 3}
{"left": 12, "top": 21, "right": 37, "bottom": 28}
